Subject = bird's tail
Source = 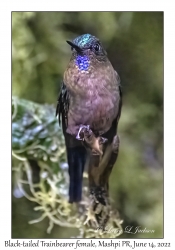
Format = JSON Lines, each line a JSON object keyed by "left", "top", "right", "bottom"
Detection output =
{"left": 67, "top": 146, "right": 87, "bottom": 203}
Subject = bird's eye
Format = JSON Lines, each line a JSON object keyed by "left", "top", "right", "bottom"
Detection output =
{"left": 94, "top": 43, "right": 100, "bottom": 52}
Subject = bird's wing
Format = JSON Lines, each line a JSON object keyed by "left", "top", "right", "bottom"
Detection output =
{"left": 56, "top": 81, "right": 87, "bottom": 203}
{"left": 56, "top": 81, "right": 69, "bottom": 129}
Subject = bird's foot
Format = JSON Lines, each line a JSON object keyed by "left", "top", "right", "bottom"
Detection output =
{"left": 76, "top": 125, "right": 90, "bottom": 140}
{"left": 76, "top": 124, "right": 108, "bottom": 155}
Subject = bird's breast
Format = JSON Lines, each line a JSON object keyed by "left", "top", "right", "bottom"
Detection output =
{"left": 64, "top": 61, "right": 120, "bottom": 135}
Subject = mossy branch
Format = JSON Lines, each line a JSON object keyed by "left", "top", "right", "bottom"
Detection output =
{"left": 12, "top": 96, "right": 123, "bottom": 238}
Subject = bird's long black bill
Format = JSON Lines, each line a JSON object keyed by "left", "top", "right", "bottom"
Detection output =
{"left": 66, "top": 40, "right": 83, "bottom": 53}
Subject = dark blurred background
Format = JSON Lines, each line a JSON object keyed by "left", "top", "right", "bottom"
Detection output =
{"left": 12, "top": 12, "right": 163, "bottom": 238}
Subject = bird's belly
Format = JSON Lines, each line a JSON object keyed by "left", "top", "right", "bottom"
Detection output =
{"left": 68, "top": 94, "right": 117, "bottom": 135}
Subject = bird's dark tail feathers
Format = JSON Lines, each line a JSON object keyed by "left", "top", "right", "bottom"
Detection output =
{"left": 67, "top": 146, "right": 87, "bottom": 203}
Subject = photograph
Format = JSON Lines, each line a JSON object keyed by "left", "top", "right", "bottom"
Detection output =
{"left": 12, "top": 11, "right": 163, "bottom": 239}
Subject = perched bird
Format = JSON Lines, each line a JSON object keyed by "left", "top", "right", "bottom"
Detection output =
{"left": 56, "top": 34, "right": 122, "bottom": 207}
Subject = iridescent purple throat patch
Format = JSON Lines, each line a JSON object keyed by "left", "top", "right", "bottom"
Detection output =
{"left": 75, "top": 55, "right": 89, "bottom": 71}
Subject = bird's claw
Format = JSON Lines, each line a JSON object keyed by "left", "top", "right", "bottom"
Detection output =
{"left": 76, "top": 125, "right": 90, "bottom": 140}
{"left": 76, "top": 124, "right": 108, "bottom": 156}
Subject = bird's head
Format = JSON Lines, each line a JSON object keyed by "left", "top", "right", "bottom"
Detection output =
{"left": 66, "top": 34, "right": 107, "bottom": 71}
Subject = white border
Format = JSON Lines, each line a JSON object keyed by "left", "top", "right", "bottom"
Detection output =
{"left": 0, "top": 0, "right": 175, "bottom": 248}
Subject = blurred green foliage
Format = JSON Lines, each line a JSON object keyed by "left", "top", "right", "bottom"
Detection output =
{"left": 12, "top": 12, "right": 163, "bottom": 238}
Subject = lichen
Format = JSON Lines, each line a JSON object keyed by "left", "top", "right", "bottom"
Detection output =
{"left": 12, "top": 96, "right": 123, "bottom": 238}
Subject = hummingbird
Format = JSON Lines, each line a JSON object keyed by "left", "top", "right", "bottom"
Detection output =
{"left": 56, "top": 34, "right": 122, "bottom": 207}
